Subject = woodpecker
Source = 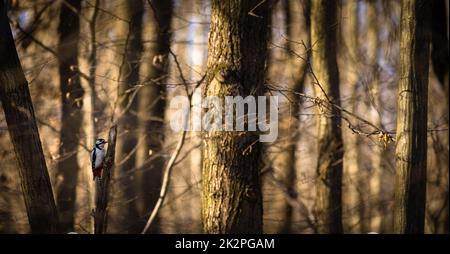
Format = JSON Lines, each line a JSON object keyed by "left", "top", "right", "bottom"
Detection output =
{"left": 90, "top": 138, "right": 107, "bottom": 181}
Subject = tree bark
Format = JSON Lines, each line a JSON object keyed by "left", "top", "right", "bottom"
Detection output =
{"left": 83, "top": 0, "right": 100, "bottom": 234}
{"left": 135, "top": 0, "right": 173, "bottom": 233}
{"left": 55, "top": 0, "right": 84, "bottom": 233}
{"left": 0, "top": 2, "right": 59, "bottom": 233}
{"left": 311, "top": 0, "right": 343, "bottom": 234}
{"left": 201, "top": 0, "right": 270, "bottom": 234}
{"left": 394, "top": 0, "right": 431, "bottom": 234}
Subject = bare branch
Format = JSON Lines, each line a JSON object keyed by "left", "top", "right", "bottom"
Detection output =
{"left": 141, "top": 128, "right": 187, "bottom": 234}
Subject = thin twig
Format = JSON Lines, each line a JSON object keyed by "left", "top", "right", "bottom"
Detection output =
{"left": 266, "top": 170, "right": 318, "bottom": 233}
{"left": 141, "top": 128, "right": 187, "bottom": 234}
{"left": 11, "top": 19, "right": 57, "bottom": 56}
{"left": 140, "top": 0, "right": 207, "bottom": 234}
{"left": 248, "top": 0, "right": 267, "bottom": 18}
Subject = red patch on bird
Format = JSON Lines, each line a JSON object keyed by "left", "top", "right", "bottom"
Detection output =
{"left": 93, "top": 165, "right": 103, "bottom": 180}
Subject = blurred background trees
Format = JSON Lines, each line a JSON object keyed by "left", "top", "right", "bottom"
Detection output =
{"left": 0, "top": 0, "right": 448, "bottom": 234}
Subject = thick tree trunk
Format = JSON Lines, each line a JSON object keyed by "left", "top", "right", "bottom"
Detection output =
{"left": 0, "top": 2, "right": 59, "bottom": 233}
{"left": 135, "top": 0, "right": 173, "bottom": 233}
{"left": 113, "top": 0, "right": 143, "bottom": 233}
{"left": 55, "top": 0, "right": 84, "bottom": 233}
{"left": 311, "top": 0, "right": 343, "bottom": 234}
{"left": 394, "top": 0, "right": 431, "bottom": 234}
{"left": 201, "top": 0, "right": 270, "bottom": 234}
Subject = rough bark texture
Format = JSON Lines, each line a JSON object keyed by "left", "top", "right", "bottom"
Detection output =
{"left": 0, "top": 2, "right": 59, "bottom": 233}
{"left": 135, "top": 0, "right": 173, "bottom": 233}
{"left": 311, "top": 0, "right": 343, "bottom": 234}
{"left": 394, "top": 0, "right": 431, "bottom": 234}
{"left": 202, "top": 0, "right": 270, "bottom": 234}
{"left": 55, "top": 0, "right": 83, "bottom": 233}
{"left": 113, "top": 0, "right": 143, "bottom": 233}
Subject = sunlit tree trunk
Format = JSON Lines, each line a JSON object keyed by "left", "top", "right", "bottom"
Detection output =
{"left": 80, "top": 0, "right": 100, "bottom": 234}
{"left": 0, "top": 2, "right": 59, "bottom": 233}
{"left": 113, "top": 0, "right": 143, "bottom": 233}
{"left": 394, "top": 0, "right": 431, "bottom": 234}
{"left": 201, "top": 0, "right": 270, "bottom": 233}
{"left": 135, "top": 0, "right": 173, "bottom": 233}
{"left": 311, "top": 0, "right": 343, "bottom": 234}
{"left": 55, "top": 0, "right": 84, "bottom": 233}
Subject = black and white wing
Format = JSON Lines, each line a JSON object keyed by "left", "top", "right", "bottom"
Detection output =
{"left": 90, "top": 148, "right": 96, "bottom": 170}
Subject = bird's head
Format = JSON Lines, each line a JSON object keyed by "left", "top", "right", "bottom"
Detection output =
{"left": 95, "top": 138, "right": 107, "bottom": 149}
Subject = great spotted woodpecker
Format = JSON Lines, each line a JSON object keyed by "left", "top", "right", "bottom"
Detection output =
{"left": 90, "top": 138, "right": 107, "bottom": 181}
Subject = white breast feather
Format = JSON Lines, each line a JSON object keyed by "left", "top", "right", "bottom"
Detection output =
{"left": 91, "top": 148, "right": 105, "bottom": 168}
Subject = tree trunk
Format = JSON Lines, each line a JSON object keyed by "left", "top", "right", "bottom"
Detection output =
{"left": 113, "top": 0, "right": 143, "bottom": 233}
{"left": 82, "top": 0, "right": 100, "bottom": 234}
{"left": 201, "top": 0, "right": 270, "bottom": 234}
{"left": 135, "top": 0, "right": 173, "bottom": 233}
{"left": 0, "top": 2, "right": 59, "bottom": 233}
{"left": 55, "top": 0, "right": 84, "bottom": 233}
{"left": 311, "top": 0, "right": 343, "bottom": 234}
{"left": 394, "top": 0, "right": 431, "bottom": 234}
